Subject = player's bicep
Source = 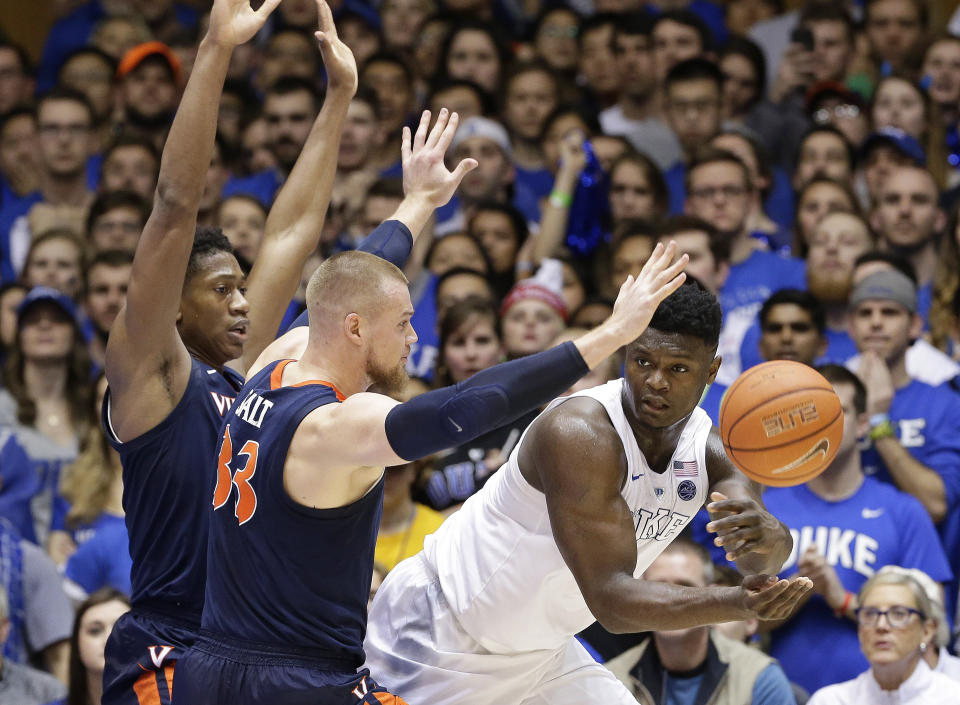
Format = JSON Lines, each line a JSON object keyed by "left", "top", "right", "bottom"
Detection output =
{"left": 310, "top": 393, "right": 406, "bottom": 469}
{"left": 531, "top": 411, "right": 638, "bottom": 607}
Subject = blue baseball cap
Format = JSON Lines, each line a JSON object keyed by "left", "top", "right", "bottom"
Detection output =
{"left": 16, "top": 286, "right": 78, "bottom": 327}
{"left": 861, "top": 127, "right": 926, "bottom": 167}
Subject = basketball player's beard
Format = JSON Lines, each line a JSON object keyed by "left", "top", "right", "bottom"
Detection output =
{"left": 366, "top": 357, "right": 408, "bottom": 396}
{"left": 807, "top": 269, "right": 852, "bottom": 304}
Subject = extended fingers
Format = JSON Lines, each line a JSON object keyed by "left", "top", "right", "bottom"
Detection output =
{"left": 435, "top": 110, "right": 461, "bottom": 153}
{"left": 450, "top": 157, "right": 478, "bottom": 183}
{"left": 256, "top": 0, "right": 284, "bottom": 21}
{"left": 413, "top": 110, "right": 431, "bottom": 152}
{"left": 765, "top": 578, "right": 813, "bottom": 620}
{"left": 401, "top": 126, "right": 412, "bottom": 165}
{"left": 425, "top": 108, "right": 449, "bottom": 150}
{"left": 315, "top": 0, "right": 337, "bottom": 37}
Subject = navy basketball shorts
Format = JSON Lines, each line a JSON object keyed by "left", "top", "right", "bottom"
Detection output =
{"left": 102, "top": 609, "right": 200, "bottom": 705}
{"left": 172, "top": 636, "right": 410, "bottom": 705}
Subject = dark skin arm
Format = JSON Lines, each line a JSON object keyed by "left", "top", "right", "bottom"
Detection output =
{"left": 518, "top": 400, "right": 811, "bottom": 634}
{"left": 704, "top": 428, "right": 793, "bottom": 575}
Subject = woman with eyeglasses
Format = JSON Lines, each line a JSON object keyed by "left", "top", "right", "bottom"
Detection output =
{"left": 807, "top": 571, "right": 957, "bottom": 704}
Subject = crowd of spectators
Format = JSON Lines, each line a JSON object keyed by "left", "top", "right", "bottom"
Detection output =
{"left": 2, "top": 0, "right": 960, "bottom": 701}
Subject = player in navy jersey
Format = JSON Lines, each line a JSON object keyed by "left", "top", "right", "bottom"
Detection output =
{"left": 172, "top": 242, "right": 690, "bottom": 704}
{"left": 97, "top": 1, "right": 380, "bottom": 703}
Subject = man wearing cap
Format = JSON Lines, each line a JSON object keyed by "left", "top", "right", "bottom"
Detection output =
{"left": 848, "top": 269, "right": 960, "bottom": 630}
{"left": 435, "top": 116, "right": 534, "bottom": 237}
{"left": 859, "top": 126, "right": 926, "bottom": 208}
{"left": 116, "top": 41, "right": 183, "bottom": 151}
{"left": 869, "top": 165, "right": 942, "bottom": 324}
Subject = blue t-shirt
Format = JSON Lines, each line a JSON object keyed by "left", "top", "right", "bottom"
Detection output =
{"left": 717, "top": 251, "right": 806, "bottom": 385}
{"left": 64, "top": 517, "right": 131, "bottom": 596}
{"left": 515, "top": 166, "right": 553, "bottom": 211}
{"left": 221, "top": 168, "right": 282, "bottom": 208}
{"left": 406, "top": 273, "right": 439, "bottom": 382}
{"left": 0, "top": 432, "right": 39, "bottom": 544}
{"left": 765, "top": 477, "right": 952, "bottom": 693}
{"left": 860, "top": 378, "right": 960, "bottom": 626}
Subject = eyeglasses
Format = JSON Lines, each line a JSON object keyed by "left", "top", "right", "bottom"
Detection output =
{"left": 855, "top": 606, "right": 925, "bottom": 628}
{"left": 689, "top": 185, "right": 748, "bottom": 201}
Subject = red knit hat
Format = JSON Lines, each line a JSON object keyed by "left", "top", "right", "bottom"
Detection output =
{"left": 500, "top": 259, "right": 568, "bottom": 322}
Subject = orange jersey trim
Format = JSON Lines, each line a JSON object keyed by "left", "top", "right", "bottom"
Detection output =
{"left": 269, "top": 359, "right": 345, "bottom": 400}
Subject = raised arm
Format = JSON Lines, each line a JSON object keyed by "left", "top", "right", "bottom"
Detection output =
{"left": 291, "top": 243, "right": 689, "bottom": 478}
{"left": 236, "top": 0, "right": 356, "bottom": 372}
{"left": 106, "top": 0, "right": 280, "bottom": 438}
{"left": 522, "top": 403, "right": 810, "bottom": 633}
{"left": 704, "top": 429, "right": 793, "bottom": 575}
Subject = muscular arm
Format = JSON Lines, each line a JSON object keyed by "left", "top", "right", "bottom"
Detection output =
{"left": 704, "top": 429, "right": 792, "bottom": 575}
{"left": 522, "top": 401, "right": 753, "bottom": 633}
{"left": 873, "top": 437, "right": 947, "bottom": 522}
{"left": 236, "top": 0, "right": 356, "bottom": 372}
{"left": 105, "top": 0, "right": 280, "bottom": 440}
{"left": 105, "top": 36, "right": 234, "bottom": 437}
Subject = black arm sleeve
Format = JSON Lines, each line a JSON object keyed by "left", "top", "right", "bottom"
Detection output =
{"left": 384, "top": 342, "right": 589, "bottom": 461}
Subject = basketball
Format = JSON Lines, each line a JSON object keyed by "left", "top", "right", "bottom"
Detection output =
{"left": 719, "top": 361, "right": 844, "bottom": 487}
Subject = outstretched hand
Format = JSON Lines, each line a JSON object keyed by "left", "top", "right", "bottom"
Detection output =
{"left": 402, "top": 109, "right": 478, "bottom": 209}
{"left": 606, "top": 241, "right": 688, "bottom": 346}
{"left": 313, "top": 0, "right": 358, "bottom": 95}
{"left": 208, "top": 0, "right": 283, "bottom": 48}
{"left": 741, "top": 574, "right": 812, "bottom": 620}
{"left": 706, "top": 491, "right": 786, "bottom": 563}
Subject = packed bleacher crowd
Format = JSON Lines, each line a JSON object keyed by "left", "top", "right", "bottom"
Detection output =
{"left": 1, "top": 0, "right": 960, "bottom": 702}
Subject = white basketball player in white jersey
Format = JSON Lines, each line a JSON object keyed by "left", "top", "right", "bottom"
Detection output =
{"left": 364, "top": 280, "right": 812, "bottom": 705}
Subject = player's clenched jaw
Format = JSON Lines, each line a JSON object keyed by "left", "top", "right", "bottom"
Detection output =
{"left": 621, "top": 328, "right": 719, "bottom": 430}
{"left": 177, "top": 250, "right": 250, "bottom": 369}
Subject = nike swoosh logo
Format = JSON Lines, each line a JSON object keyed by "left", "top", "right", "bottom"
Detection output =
{"left": 861, "top": 507, "right": 885, "bottom": 519}
{"left": 448, "top": 417, "right": 463, "bottom": 433}
{"left": 770, "top": 438, "right": 830, "bottom": 475}
{"left": 631, "top": 473, "right": 644, "bottom": 481}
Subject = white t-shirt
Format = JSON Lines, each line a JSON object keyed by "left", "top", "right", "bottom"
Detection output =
{"left": 808, "top": 660, "right": 960, "bottom": 705}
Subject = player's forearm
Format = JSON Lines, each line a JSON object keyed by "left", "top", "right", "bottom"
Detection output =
{"left": 572, "top": 323, "right": 629, "bottom": 370}
{"left": 875, "top": 438, "right": 947, "bottom": 522}
{"left": 262, "top": 88, "right": 351, "bottom": 241}
{"left": 591, "top": 575, "right": 749, "bottom": 633}
{"left": 388, "top": 193, "right": 440, "bottom": 243}
{"left": 154, "top": 37, "right": 232, "bottom": 214}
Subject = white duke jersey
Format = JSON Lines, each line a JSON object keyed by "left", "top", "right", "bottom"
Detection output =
{"left": 422, "top": 379, "right": 712, "bottom": 654}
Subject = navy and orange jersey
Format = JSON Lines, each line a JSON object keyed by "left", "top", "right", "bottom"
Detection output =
{"left": 201, "top": 359, "right": 383, "bottom": 668}
{"left": 102, "top": 358, "right": 244, "bottom": 621}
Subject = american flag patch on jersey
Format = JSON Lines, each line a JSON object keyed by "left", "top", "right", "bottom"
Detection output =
{"left": 673, "top": 460, "right": 698, "bottom": 476}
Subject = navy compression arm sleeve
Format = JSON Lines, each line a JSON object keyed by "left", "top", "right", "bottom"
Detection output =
{"left": 286, "top": 220, "right": 413, "bottom": 332}
{"left": 384, "top": 341, "right": 589, "bottom": 461}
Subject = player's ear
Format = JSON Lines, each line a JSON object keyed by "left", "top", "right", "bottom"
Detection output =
{"left": 343, "top": 312, "right": 363, "bottom": 346}
{"left": 707, "top": 355, "right": 722, "bottom": 383}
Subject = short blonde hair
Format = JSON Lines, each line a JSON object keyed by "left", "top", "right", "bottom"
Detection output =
{"left": 305, "top": 251, "right": 408, "bottom": 330}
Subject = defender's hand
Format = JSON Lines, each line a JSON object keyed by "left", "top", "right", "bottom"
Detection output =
{"left": 401, "top": 109, "right": 478, "bottom": 209}
{"left": 314, "top": 0, "right": 358, "bottom": 95}
{"left": 208, "top": 0, "right": 283, "bottom": 48}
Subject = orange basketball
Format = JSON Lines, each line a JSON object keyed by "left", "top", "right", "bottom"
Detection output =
{"left": 719, "top": 360, "right": 844, "bottom": 487}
